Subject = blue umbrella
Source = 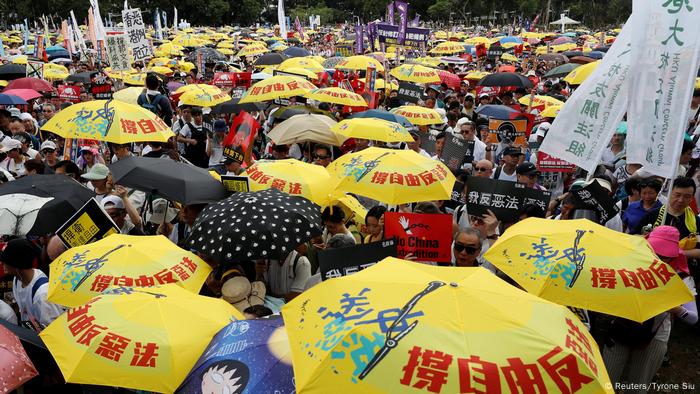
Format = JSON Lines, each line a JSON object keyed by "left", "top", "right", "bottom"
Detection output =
{"left": 474, "top": 104, "right": 522, "bottom": 119}
{"left": 176, "top": 317, "right": 294, "bottom": 394}
{"left": 45, "top": 45, "right": 66, "bottom": 54}
{"left": 499, "top": 36, "right": 523, "bottom": 44}
{"left": 0, "top": 94, "right": 27, "bottom": 106}
{"left": 586, "top": 51, "right": 605, "bottom": 59}
{"left": 283, "top": 46, "right": 310, "bottom": 58}
{"left": 348, "top": 109, "right": 413, "bottom": 127}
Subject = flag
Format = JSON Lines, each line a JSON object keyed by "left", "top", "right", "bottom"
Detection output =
{"left": 278, "top": 0, "right": 287, "bottom": 39}
{"left": 174, "top": 7, "right": 178, "bottom": 33}
{"left": 224, "top": 111, "right": 260, "bottom": 165}
{"left": 532, "top": 14, "right": 540, "bottom": 31}
{"left": 538, "top": 11, "right": 638, "bottom": 174}
{"left": 354, "top": 23, "right": 364, "bottom": 54}
{"left": 87, "top": 7, "right": 97, "bottom": 48}
{"left": 295, "top": 16, "right": 304, "bottom": 41}
{"left": 411, "top": 15, "right": 420, "bottom": 27}
{"left": 154, "top": 8, "right": 163, "bottom": 40}
{"left": 395, "top": 1, "right": 408, "bottom": 45}
{"left": 386, "top": 1, "right": 395, "bottom": 24}
{"left": 23, "top": 19, "right": 28, "bottom": 51}
{"left": 476, "top": 43, "right": 487, "bottom": 58}
{"left": 626, "top": 0, "right": 700, "bottom": 178}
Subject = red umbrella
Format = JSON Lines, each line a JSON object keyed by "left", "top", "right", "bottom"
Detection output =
{"left": 0, "top": 324, "right": 38, "bottom": 392}
{"left": 5, "top": 78, "right": 54, "bottom": 93}
{"left": 2, "top": 89, "right": 42, "bottom": 101}
{"left": 436, "top": 69, "right": 461, "bottom": 89}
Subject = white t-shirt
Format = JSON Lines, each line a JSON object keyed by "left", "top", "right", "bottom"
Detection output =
{"left": 266, "top": 251, "right": 312, "bottom": 296}
{"left": 12, "top": 269, "right": 64, "bottom": 328}
{"left": 1, "top": 157, "right": 25, "bottom": 177}
{"left": 493, "top": 166, "right": 518, "bottom": 182}
{"left": 0, "top": 300, "right": 17, "bottom": 325}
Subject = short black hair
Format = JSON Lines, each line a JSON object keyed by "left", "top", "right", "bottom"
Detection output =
{"left": 435, "top": 131, "right": 446, "bottom": 141}
{"left": 322, "top": 205, "right": 345, "bottom": 223}
{"left": 53, "top": 160, "right": 81, "bottom": 179}
{"left": 243, "top": 305, "right": 273, "bottom": 318}
{"left": 145, "top": 73, "right": 160, "bottom": 90}
{"left": 365, "top": 205, "right": 387, "bottom": 224}
{"left": 518, "top": 204, "right": 546, "bottom": 219}
{"left": 624, "top": 177, "right": 642, "bottom": 195}
{"left": 639, "top": 178, "right": 663, "bottom": 193}
{"left": 673, "top": 176, "right": 696, "bottom": 193}
{"left": 24, "top": 159, "right": 45, "bottom": 174}
{"left": 682, "top": 139, "right": 694, "bottom": 154}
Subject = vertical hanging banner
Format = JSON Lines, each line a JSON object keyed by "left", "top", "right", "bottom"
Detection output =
{"left": 539, "top": 11, "right": 638, "bottom": 174}
{"left": 294, "top": 16, "right": 304, "bottom": 41}
{"left": 354, "top": 23, "right": 364, "bottom": 54}
{"left": 173, "top": 7, "right": 178, "bottom": 33}
{"left": 395, "top": 0, "right": 408, "bottom": 46}
{"left": 122, "top": 9, "right": 153, "bottom": 62}
{"left": 154, "top": 8, "right": 163, "bottom": 41}
{"left": 386, "top": 1, "right": 395, "bottom": 24}
{"left": 277, "top": 0, "right": 287, "bottom": 40}
{"left": 105, "top": 34, "right": 131, "bottom": 71}
{"left": 626, "top": 1, "right": 700, "bottom": 178}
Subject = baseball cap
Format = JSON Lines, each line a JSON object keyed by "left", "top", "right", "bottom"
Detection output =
{"left": 516, "top": 162, "right": 540, "bottom": 176}
{"left": 81, "top": 163, "right": 110, "bottom": 180}
{"left": 503, "top": 146, "right": 524, "bottom": 156}
{"left": 213, "top": 119, "right": 228, "bottom": 133}
{"left": 19, "top": 112, "right": 33, "bottom": 121}
{"left": 101, "top": 195, "right": 125, "bottom": 210}
{"left": 615, "top": 121, "right": 628, "bottom": 135}
{"left": 526, "top": 70, "right": 537, "bottom": 77}
{"left": 0, "top": 138, "right": 22, "bottom": 153}
{"left": 8, "top": 107, "right": 20, "bottom": 118}
{"left": 479, "top": 93, "right": 490, "bottom": 99}
{"left": 40, "top": 140, "right": 57, "bottom": 151}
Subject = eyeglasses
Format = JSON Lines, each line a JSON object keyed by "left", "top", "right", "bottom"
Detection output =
{"left": 42, "top": 109, "right": 53, "bottom": 113}
{"left": 313, "top": 155, "right": 330, "bottom": 160}
{"left": 41, "top": 149, "right": 56, "bottom": 154}
{"left": 474, "top": 167, "right": 490, "bottom": 172}
{"left": 454, "top": 242, "right": 480, "bottom": 254}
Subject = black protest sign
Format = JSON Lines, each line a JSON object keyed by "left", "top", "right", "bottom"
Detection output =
{"left": 571, "top": 179, "right": 619, "bottom": 223}
{"left": 443, "top": 180, "right": 465, "bottom": 211}
{"left": 397, "top": 82, "right": 423, "bottom": 104}
{"left": 221, "top": 175, "right": 250, "bottom": 193}
{"left": 420, "top": 133, "right": 437, "bottom": 156}
{"left": 466, "top": 177, "right": 552, "bottom": 222}
{"left": 319, "top": 239, "right": 397, "bottom": 280}
{"left": 440, "top": 134, "right": 473, "bottom": 171}
{"left": 487, "top": 44, "right": 504, "bottom": 59}
{"left": 56, "top": 198, "right": 120, "bottom": 248}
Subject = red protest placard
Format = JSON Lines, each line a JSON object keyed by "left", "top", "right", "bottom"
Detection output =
{"left": 384, "top": 212, "right": 453, "bottom": 262}
{"left": 536, "top": 151, "right": 577, "bottom": 173}
{"left": 58, "top": 85, "right": 81, "bottom": 102}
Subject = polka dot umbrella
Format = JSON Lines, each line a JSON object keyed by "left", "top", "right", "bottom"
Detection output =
{"left": 0, "top": 324, "right": 38, "bottom": 393}
{"left": 187, "top": 188, "right": 323, "bottom": 263}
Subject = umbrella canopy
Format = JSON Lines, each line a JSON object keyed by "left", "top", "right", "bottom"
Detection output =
{"left": 518, "top": 95, "right": 565, "bottom": 108}
{"left": 237, "top": 43, "right": 268, "bottom": 57}
{"left": 112, "top": 86, "right": 143, "bottom": 105}
{"left": 211, "top": 98, "right": 267, "bottom": 115}
{"left": 327, "top": 147, "right": 455, "bottom": 204}
{"left": 390, "top": 106, "right": 443, "bottom": 126}
{"left": 254, "top": 52, "right": 289, "bottom": 66}
{"left": 282, "top": 258, "right": 613, "bottom": 393}
{"left": 48, "top": 234, "right": 213, "bottom": 308}
{"left": 0, "top": 63, "right": 26, "bottom": 80}
{"left": 0, "top": 324, "right": 38, "bottom": 392}
{"left": 0, "top": 175, "right": 95, "bottom": 236}
{"left": 270, "top": 106, "right": 333, "bottom": 121}
{"left": 569, "top": 56, "right": 597, "bottom": 64}
{"left": 0, "top": 93, "right": 27, "bottom": 105}
{"left": 390, "top": 64, "right": 440, "bottom": 84}
{"left": 334, "top": 55, "right": 385, "bottom": 72}
{"left": 178, "top": 86, "right": 231, "bottom": 107}
{"left": 176, "top": 317, "right": 294, "bottom": 393}
{"left": 322, "top": 56, "right": 345, "bottom": 69}
{"left": 187, "top": 188, "right": 323, "bottom": 262}
{"left": 474, "top": 104, "right": 523, "bottom": 119}
{"left": 2, "top": 88, "right": 41, "bottom": 101}
{"left": 245, "top": 159, "right": 333, "bottom": 205}
{"left": 5, "top": 77, "right": 54, "bottom": 93}
{"left": 484, "top": 218, "right": 694, "bottom": 322}
{"left": 304, "top": 87, "right": 367, "bottom": 107}
{"left": 544, "top": 63, "right": 581, "bottom": 78}
{"left": 331, "top": 118, "right": 413, "bottom": 143}
{"left": 186, "top": 47, "right": 227, "bottom": 64}
{"left": 477, "top": 72, "right": 534, "bottom": 89}
{"left": 436, "top": 69, "right": 461, "bottom": 89}
{"left": 282, "top": 46, "right": 311, "bottom": 57}
{"left": 537, "top": 53, "right": 569, "bottom": 63}
{"left": 40, "top": 285, "right": 242, "bottom": 394}
{"left": 348, "top": 109, "right": 413, "bottom": 127}
{"left": 278, "top": 57, "right": 325, "bottom": 73}
{"left": 267, "top": 113, "right": 345, "bottom": 146}
{"left": 110, "top": 156, "right": 228, "bottom": 205}
{"left": 563, "top": 61, "right": 600, "bottom": 85}
{"left": 41, "top": 100, "right": 174, "bottom": 144}
{"left": 66, "top": 71, "right": 99, "bottom": 84}
{"left": 540, "top": 105, "right": 562, "bottom": 118}
{"left": 239, "top": 75, "right": 316, "bottom": 103}
{"left": 429, "top": 41, "right": 466, "bottom": 54}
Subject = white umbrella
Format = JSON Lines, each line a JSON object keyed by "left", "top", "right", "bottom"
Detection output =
{"left": 267, "top": 113, "right": 347, "bottom": 146}
{"left": 0, "top": 194, "right": 54, "bottom": 236}
{"left": 549, "top": 14, "right": 581, "bottom": 32}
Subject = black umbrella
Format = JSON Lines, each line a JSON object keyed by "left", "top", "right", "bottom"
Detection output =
{"left": 561, "top": 51, "right": 585, "bottom": 58}
{"left": 537, "top": 53, "right": 569, "bottom": 63}
{"left": 66, "top": 71, "right": 99, "bottom": 84}
{"left": 110, "top": 157, "right": 227, "bottom": 205}
{"left": 186, "top": 48, "right": 227, "bottom": 64}
{"left": 271, "top": 106, "right": 333, "bottom": 121}
{"left": 0, "top": 175, "right": 95, "bottom": 236}
{"left": 0, "top": 64, "right": 27, "bottom": 80}
{"left": 592, "top": 46, "right": 610, "bottom": 53}
{"left": 187, "top": 188, "right": 322, "bottom": 262}
{"left": 211, "top": 98, "right": 267, "bottom": 115}
{"left": 477, "top": 72, "right": 533, "bottom": 89}
{"left": 544, "top": 63, "right": 581, "bottom": 78}
{"left": 254, "top": 53, "right": 289, "bottom": 66}
{"left": 282, "top": 46, "right": 310, "bottom": 58}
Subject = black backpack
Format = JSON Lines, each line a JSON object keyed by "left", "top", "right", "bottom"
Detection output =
{"left": 140, "top": 93, "right": 166, "bottom": 117}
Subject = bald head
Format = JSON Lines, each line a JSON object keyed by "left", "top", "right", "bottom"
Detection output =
{"left": 474, "top": 159, "right": 494, "bottom": 178}
{"left": 47, "top": 235, "right": 67, "bottom": 260}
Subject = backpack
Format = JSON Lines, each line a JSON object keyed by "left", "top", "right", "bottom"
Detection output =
{"left": 288, "top": 252, "right": 303, "bottom": 279}
{"left": 140, "top": 93, "right": 165, "bottom": 117}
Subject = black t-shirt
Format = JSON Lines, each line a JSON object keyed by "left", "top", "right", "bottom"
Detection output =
{"left": 634, "top": 206, "right": 698, "bottom": 238}
{"left": 183, "top": 123, "right": 209, "bottom": 168}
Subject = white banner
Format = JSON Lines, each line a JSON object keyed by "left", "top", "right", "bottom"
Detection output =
{"left": 174, "top": 7, "right": 178, "bottom": 33}
{"left": 122, "top": 8, "right": 153, "bottom": 62}
{"left": 626, "top": 0, "right": 700, "bottom": 178}
{"left": 278, "top": 0, "right": 287, "bottom": 39}
{"left": 105, "top": 34, "right": 131, "bottom": 71}
{"left": 539, "top": 12, "right": 639, "bottom": 173}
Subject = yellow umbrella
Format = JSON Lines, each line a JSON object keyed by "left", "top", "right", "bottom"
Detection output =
{"left": 413, "top": 56, "right": 442, "bottom": 68}
{"left": 466, "top": 36, "right": 491, "bottom": 45}
{"left": 217, "top": 41, "right": 236, "bottom": 49}
{"left": 112, "top": 86, "right": 144, "bottom": 105}
{"left": 484, "top": 218, "right": 694, "bottom": 322}
{"left": 278, "top": 67, "right": 319, "bottom": 79}
{"left": 696, "top": 77, "right": 700, "bottom": 90}
{"left": 178, "top": 86, "right": 231, "bottom": 107}
{"left": 123, "top": 73, "right": 146, "bottom": 86}
{"left": 335, "top": 55, "right": 384, "bottom": 72}
{"left": 239, "top": 75, "right": 317, "bottom": 103}
{"left": 326, "top": 147, "right": 455, "bottom": 204}
{"left": 278, "top": 57, "right": 325, "bottom": 73}
{"left": 11, "top": 55, "right": 28, "bottom": 65}
{"left": 325, "top": 194, "right": 368, "bottom": 226}
{"left": 245, "top": 159, "right": 333, "bottom": 205}
{"left": 463, "top": 70, "right": 491, "bottom": 81}
{"left": 44, "top": 69, "right": 69, "bottom": 81}
{"left": 47, "top": 234, "right": 212, "bottom": 307}
{"left": 173, "top": 60, "right": 196, "bottom": 72}
{"left": 174, "top": 83, "right": 221, "bottom": 95}
{"left": 283, "top": 258, "right": 613, "bottom": 393}
{"left": 40, "top": 285, "right": 242, "bottom": 393}
{"left": 148, "top": 66, "right": 174, "bottom": 75}
{"left": 331, "top": 118, "right": 413, "bottom": 142}
{"left": 389, "top": 64, "right": 441, "bottom": 84}
{"left": 304, "top": 87, "right": 368, "bottom": 107}
{"left": 172, "top": 34, "right": 203, "bottom": 47}
{"left": 41, "top": 100, "right": 173, "bottom": 144}
{"left": 390, "top": 105, "right": 444, "bottom": 126}
{"left": 563, "top": 61, "right": 600, "bottom": 85}
{"left": 218, "top": 48, "right": 234, "bottom": 55}
{"left": 519, "top": 95, "right": 565, "bottom": 108}
{"left": 306, "top": 55, "right": 326, "bottom": 64}
{"left": 429, "top": 41, "right": 466, "bottom": 54}
{"left": 0, "top": 80, "right": 7, "bottom": 88}
{"left": 363, "top": 78, "right": 399, "bottom": 91}
{"left": 501, "top": 53, "right": 519, "bottom": 62}
{"left": 148, "top": 57, "right": 173, "bottom": 67}
{"left": 540, "top": 105, "right": 562, "bottom": 118}
{"left": 237, "top": 43, "right": 268, "bottom": 57}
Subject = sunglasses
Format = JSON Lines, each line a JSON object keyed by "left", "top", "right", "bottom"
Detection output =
{"left": 313, "top": 155, "right": 330, "bottom": 160}
{"left": 454, "top": 242, "right": 480, "bottom": 254}
{"left": 474, "top": 167, "right": 490, "bottom": 172}
{"left": 42, "top": 109, "right": 53, "bottom": 113}
{"left": 41, "top": 149, "right": 56, "bottom": 154}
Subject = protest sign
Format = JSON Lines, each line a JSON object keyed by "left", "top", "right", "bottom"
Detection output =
{"left": 56, "top": 198, "right": 119, "bottom": 248}
{"left": 221, "top": 175, "right": 250, "bottom": 193}
{"left": 397, "top": 82, "right": 423, "bottom": 104}
{"left": 105, "top": 34, "right": 130, "bottom": 71}
{"left": 57, "top": 85, "right": 81, "bottom": 102}
{"left": 486, "top": 43, "right": 504, "bottom": 59}
{"left": 420, "top": 133, "right": 437, "bottom": 156}
{"left": 536, "top": 151, "right": 577, "bottom": 173}
{"left": 26, "top": 61, "right": 44, "bottom": 79}
{"left": 440, "top": 134, "right": 473, "bottom": 171}
{"left": 384, "top": 212, "right": 452, "bottom": 262}
{"left": 443, "top": 180, "right": 465, "bottom": 211}
{"left": 230, "top": 88, "right": 246, "bottom": 99}
{"left": 487, "top": 118, "right": 529, "bottom": 147}
{"left": 365, "top": 65, "right": 377, "bottom": 92}
{"left": 122, "top": 8, "right": 152, "bottom": 62}
{"left": 376, "top": 23, "right": 430, "bottom": 48}
{"left": 90, "top": 72, "right": 113, "bottom": 99}
{"left": 570, "top": 179, "right": 619, "bottom": 224}
{"left": 319, "top": 239, "right": 397, "bottom": 280}
{"left": 466, "top": 177, "right": 552, "bottom": 222}
{"left": 223, "top": 111, "right": 260, "bottom": 164}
